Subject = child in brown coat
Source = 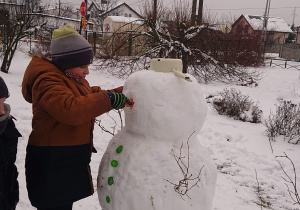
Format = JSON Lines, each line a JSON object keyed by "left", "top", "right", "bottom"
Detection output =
{"left": 22, "top": 24, "right": 131, "bottom": 210}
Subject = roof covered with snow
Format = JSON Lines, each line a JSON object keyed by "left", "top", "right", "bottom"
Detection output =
{"left": 89, "top": 1, "right": 142, "bottom": 19}
{"left": 89, "top": 1, "right": 124, "bottom": 10}
{"left": 105, "top": 16, "right": 143, "bottom": 24}
{"left": 243, "top": 14, "right": 292, "bottom": 33}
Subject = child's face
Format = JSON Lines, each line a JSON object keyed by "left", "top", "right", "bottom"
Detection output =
{"left": 0, "top": 97, "right": 6, "bottom": 116}
{"left": 69, "top": 65, "right": 89, "bottom": 81}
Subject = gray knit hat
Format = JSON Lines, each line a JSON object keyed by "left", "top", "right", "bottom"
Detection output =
{"left": 50, "top": 24, "right": 93, "bottom": 70}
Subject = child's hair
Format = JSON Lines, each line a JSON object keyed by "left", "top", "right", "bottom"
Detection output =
{"left": 31, "top": 52, "right": 53, "bottom": 64}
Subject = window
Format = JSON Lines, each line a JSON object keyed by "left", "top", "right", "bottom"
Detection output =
{"left": 129, "top": 14, "right": 132, "bottom": 17}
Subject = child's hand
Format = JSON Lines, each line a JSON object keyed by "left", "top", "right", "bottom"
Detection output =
{"left": 107, "top": 92, "right": 132, "bottom": 110}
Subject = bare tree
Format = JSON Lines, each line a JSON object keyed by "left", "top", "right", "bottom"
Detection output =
{"left": 0, "top": 0, "right": 37, "bottom": 73}
{"left": 27, "top": 0, "right": 42, "bottom": 13}
{"left": 92, "top": 0, "right": 118, "bottom": 31}
{"left": 59, "top": 3, "right": 75, "bottom": 18}
{"left": 276, "top": 153, "right": 300, "bottom": 206}
{"left": 41, "top": 0, "right": 75, "bottom": 18}
{"left": 97, "top": 0, "right": 263, "bottom": 83}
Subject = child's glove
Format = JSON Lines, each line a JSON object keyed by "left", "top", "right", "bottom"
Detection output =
{"left": 107, "top": 92, "right": 132, "bottom": 110}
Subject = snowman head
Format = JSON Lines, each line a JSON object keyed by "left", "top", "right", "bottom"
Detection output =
{"left": 123, "top": 70, "right": 207, "bottom": 142}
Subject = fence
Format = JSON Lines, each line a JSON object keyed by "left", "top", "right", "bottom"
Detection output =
{"left": 266, "top": 43, "right": 300, "bottom": 61}
{"left": 269, "top": 58, "right": 300, "bottom": 71}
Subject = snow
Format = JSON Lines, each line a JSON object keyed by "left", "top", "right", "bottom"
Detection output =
{"left": 243, "top": 14, "right": 293, "bottom": 33}
{"left": 105, "top": 16, "right": 143, "bottom": 24}
{"left": 1, "top": 49, "right": 300, "bottom": 210}
{"left": 97, "top": 70, "right": 217, "bottom": 210}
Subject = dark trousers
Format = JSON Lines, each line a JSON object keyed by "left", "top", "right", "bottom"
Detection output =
{"left": 37, "top": 203, "right": 73, "bottom": 210}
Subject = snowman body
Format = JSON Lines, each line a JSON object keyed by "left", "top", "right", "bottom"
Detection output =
{"left": 97, "top": 70, "right": 217, "bottom": 210}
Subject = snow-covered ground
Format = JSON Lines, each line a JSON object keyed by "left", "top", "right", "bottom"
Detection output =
{"left": 1, "top": 50, "right": 300, "bottom": 210}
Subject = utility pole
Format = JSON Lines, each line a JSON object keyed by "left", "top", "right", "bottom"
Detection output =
{"left": 153, "top": 0, "right": 157, "bottom": 23}
{"left": 292, "top": 7, "right": 296, "bottom": 31}
{"left": 261, "top": 0, "right": 271, "bottom": 58}
{"left": 261, "top": 0, "right": 268, "bottom": 42}
{"left": 26, "top": 0, "right": 30, "bottom": 16}
{"left": 191, "top": 0, "right": 197, "bottom": 26}
{"left": 85, "top": 0, "right": 88, "bottom": 39}
{"left": 197, "top": 0, "right": 203, "bottom": 25}
{"left": 58, "top": 0, "right": 61, "bottom": 16}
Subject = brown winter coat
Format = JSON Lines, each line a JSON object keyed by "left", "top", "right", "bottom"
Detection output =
{"left": 22, "top": 56, "right": 122, "bottom": 146}
{"left": 22, "top": 56, "right": 122, "bottom": 208}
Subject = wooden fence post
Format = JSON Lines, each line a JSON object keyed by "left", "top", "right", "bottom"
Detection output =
{"left": 285, "top": 60, "right": 287, "bottom": 68}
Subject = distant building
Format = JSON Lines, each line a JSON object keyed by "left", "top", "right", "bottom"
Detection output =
{"left": 102, "top": 16, "right": 146, "bottom": 56}
{"left": 103, "top": 16, "right": 143, "bottom": 34}
{"left": 0, "top": 1, "right": 25, "bottom": 16}
{"left": 88, "top": 2, "right": 142, "bottom": 32}
{"left": 231, "top": 14, "right": 293, "bottom": 44}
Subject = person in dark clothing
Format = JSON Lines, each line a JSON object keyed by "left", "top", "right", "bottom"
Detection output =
{"left": 0, "top": 76, "right": 21, "bottom": 210}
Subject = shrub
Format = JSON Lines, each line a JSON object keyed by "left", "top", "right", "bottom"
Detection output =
{"left": 208, "top": 88, "right": 262, "bottom": 123}
{"left": 236, "top": 77, "right": 258, "bottom": 87}
{"left": 264, "top": 100, "right": 300, "bottom": 144}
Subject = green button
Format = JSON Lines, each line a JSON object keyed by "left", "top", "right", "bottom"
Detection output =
{"left": 116, "top": 145, "right": 123, "bottom": 154}
{"left": 108, "top": 177, "right": 114, "bottom": 185}
{"left": 111, "top": 160, "right": 118, "bottom": 167}
{"left": 106, "top": 196, "right": 111, "bottom": 203}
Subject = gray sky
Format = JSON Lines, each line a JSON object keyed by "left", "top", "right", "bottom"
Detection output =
{"left": 68, "top": 0, "right": 300, "bottom": 26}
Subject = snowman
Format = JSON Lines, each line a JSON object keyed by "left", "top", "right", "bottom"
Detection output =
{"left": 97, "top": 59, "right": 217, "bottom": 210}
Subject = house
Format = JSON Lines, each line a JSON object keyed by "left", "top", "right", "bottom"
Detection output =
{"left": 0, "top": 1, "right": 25, "bottom": 16}
{"left": 103, "top": 16, "right": 143, "bottom": 34}
{"left": 102, "top": 16, "right": 146, "bottom": 56}
{"left": 231, "top": 14, "right": 293, "bottom": 44}
{"left": 88, "top": 1, "right": 142, "bottom": 32}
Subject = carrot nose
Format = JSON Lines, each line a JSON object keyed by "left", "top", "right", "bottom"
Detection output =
{"left": 125, "top": 99, "right": 134, "bottom": 108}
